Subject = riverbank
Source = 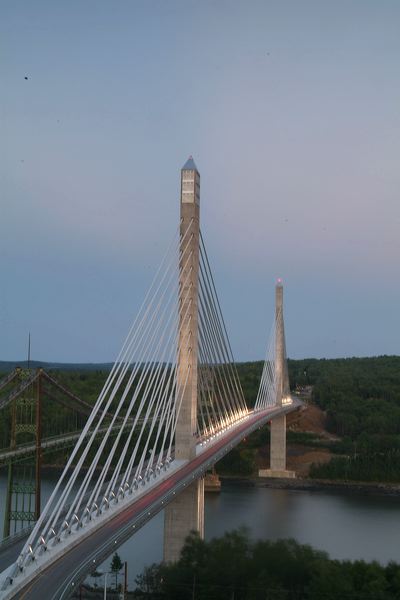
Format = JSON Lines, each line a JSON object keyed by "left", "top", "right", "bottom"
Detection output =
{"left": 36, "top": 467, "right": 400, "bottom": 497}
{"left": 220, "top": 475, "right": 400, "bottom": 496}
{"left": 38, "top": 466, "right": 400, "bottom": 497}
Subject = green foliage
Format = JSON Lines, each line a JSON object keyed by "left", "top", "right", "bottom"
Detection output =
{"left": 111, "top": 552, "right": 123, "bottom": 589}
{"left": 133, "top": 530, "right": 400, "bottom": 599}
{"left": 217, "top": 445, "right": 256, "bottom": 476}
{"left": 294, "top": 356, "right": 400, "bottom": 482}
{"left": 2, "top": 355, "right": 400, "bottom": 482}
{"left": 235, "top": 362, "right": 263, "bottom": 408}
{"left": 310, "top": 451, "right": 400, "bottom": 482}
{"left": 286, "top": 431, "right": 321, "bottom": 445}
{"left": 50, "top": 369, "right": 112, "bottom": 407}
{"left": 235, "top": 356, "right": 400, "bottom": 482}
{"left": 298, "top": 356, "right": 400, "bottom": 440}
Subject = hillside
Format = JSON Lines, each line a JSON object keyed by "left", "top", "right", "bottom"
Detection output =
{"left": 0, "top": 360, "right": 114, "bottom": 372}
{"left": 2, "top": 356, "right": 400, "bottom": 482}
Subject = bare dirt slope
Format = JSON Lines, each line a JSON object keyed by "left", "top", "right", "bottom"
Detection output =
{"left": 287, "top": 445, "right": 332, "bottom": 477}
{"left": 287, "top": 403, "right": 338, "bottom": 440}
{"left": 288, "top": 401, "right": 336, "bottom": 475}
{"left": 257, "top": 400, "right": 336, "bottom": 477}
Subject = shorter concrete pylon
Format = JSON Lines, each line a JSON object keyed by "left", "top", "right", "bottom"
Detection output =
{"left": 259, "top": 281, "right": 295, "bottom": 479}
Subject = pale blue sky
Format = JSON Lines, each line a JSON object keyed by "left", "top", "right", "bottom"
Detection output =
{"left": 1, "top": 1, "right": 399, "bottom": 362}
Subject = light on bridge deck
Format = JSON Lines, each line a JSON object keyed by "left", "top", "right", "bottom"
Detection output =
{"left": 282, "top": 396, "right": 293, "bottom": 405}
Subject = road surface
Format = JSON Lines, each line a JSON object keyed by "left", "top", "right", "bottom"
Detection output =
{"left": 2, "top": 401, "right": 300, "bottom": 600}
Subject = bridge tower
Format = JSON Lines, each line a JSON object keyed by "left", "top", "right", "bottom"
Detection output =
{"left": 263, "top": 281, "right": 295, "bottom": 478}
{"left": 163, "top": 157, "right": 204, "bottom": 562}
{"left": 3, "top": 369, "right": 42, "bottom": 538}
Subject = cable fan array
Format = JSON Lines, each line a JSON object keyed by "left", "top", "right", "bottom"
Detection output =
{"left": 16, "top": 224, "right": 248, "bottom": 570}
{"left": 254, "top": 316, "right": 276, "bottom": 411}
{"left": 254, "top": 304, "right": 291, "bottom": 410}
{"left": 17, "top": 224, "right": 196, "bottom": 567}
{"left": 197, "top": 233, "right": 248, "bottom": 438}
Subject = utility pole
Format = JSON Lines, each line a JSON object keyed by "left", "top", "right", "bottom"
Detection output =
{"left": 124, "top": 561, "right": 128, "bottom": 599}
{"left": 192, "top": 571, "right": 196, "bottom": 600}
{"left": 27, "top": 332, "right": 31, "bottom": 369}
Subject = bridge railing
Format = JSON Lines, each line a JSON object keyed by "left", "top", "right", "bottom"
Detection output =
{"left": 0, "top": 527, "right": 35, "bottom": 553}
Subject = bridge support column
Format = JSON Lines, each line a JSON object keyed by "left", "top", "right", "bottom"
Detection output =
{"left": 261, "top": 414, "right": 294, "bottom": 477}
{"left": 164, "top": 478, "right": 204, "bottom": 563}
{"left": 259, "top": 282, "right": 295, "bottom": 479}
{"left": 164, "top": 157, "right": 204, "bottom": 562}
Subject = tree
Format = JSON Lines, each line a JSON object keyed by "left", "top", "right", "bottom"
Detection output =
{"left": 91, "top": 569, "right": 102, "bottom": 588}
{"left": 134, "top": 563, "right": 163, "bottom": 597}
{"left": 134, "top": 529, "right": 400, "bottom": 599}
{"left": 111, "top": 552, "right": 123, "bottom": 590}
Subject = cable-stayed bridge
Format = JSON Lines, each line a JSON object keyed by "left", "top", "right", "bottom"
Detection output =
{"left": 0, "top": 158, "right": 301, "bottom": 599}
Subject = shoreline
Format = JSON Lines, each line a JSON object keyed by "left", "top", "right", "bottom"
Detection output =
{"left": 220, "top": 475, "right": 400, "bottom": 496}
{"left": 13, "top": 467, "right": 400, "bottom": 497}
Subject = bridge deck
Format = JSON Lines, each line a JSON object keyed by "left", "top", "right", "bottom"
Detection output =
{"left": 0, "top": 401, "right": 301, "bottom": 600}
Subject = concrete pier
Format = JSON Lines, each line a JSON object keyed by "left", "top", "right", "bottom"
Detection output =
{"left": 204, "top": 468, "right": 221, "bottom": 492}
{"left": 163, "top": 478, "right": 204, "bottom": 563}
{"left": 164, "top": 158, "right": 204, "bottom": 562}
{"left": 259, "top": 414, "right": 295, "bottom": 478}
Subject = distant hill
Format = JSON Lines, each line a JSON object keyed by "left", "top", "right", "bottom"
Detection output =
{"left": 0, "top": 360, "right": 114, "bottom": 372}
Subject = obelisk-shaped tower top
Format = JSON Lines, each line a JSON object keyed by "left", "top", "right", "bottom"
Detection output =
{"left": 182, "top": 155, "right": 198, "bottom": 171}
{"left": 181, "top": 156, "right": 200, "bottom": 206}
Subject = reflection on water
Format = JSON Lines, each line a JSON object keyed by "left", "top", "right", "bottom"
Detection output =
{"left": 205, "top": 484, "right": 400, "bottom": 565}
{"left": 1, "top": 475, "right": 400, "bottom": 589}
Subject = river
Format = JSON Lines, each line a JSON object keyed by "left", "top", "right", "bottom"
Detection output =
{"left": 1, "top": 475, "right": 400, "bottom": 590}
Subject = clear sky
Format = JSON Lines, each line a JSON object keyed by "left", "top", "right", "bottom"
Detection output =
{"left": 1, "top": 0, "right": 399, "bottom": 363}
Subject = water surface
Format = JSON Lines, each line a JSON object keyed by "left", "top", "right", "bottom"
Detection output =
{"left": 1, "top": 476, "right": 399, "bottom": 589}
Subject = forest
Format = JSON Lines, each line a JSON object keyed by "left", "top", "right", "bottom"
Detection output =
{"left": 1, "top": 355, "right": 400, "bottom": 482}
{"left": 132, "top": 529, "right": 400, "bottom": 599}
{"left": 217, "top": 356, "right": 400, "bottom": 482}
{"left": 290, "top": 356, "right": 400, "bottom": 481}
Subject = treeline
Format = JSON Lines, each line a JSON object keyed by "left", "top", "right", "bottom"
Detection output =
{"left": 2, "top": 356, "right": 400, "bottom": 481}
{"left": 133, "top": 530, "right": 400, "bottom": 599}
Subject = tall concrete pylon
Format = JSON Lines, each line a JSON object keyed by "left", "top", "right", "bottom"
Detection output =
{"left": 163, "top": 157, "right": 204, "bottom": 562}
